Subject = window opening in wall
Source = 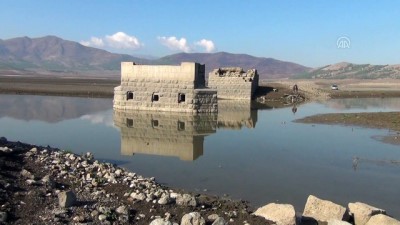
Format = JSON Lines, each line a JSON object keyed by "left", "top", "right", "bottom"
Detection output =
{"left": 127, "top": 91, "right": 134, "bottom": 100}
{"left": 177, "top": 121, "right": 185, "bottom": 131}
{"left": 152, "top": 119, "right": 159, "bottom": 127}
{"left": 152, "top": 93, "right": 159, "bottom": 102}
{"left": 126, "top": 118, "right": 133, "bottom": 127}
{"left": 178, "top": 93, "right": 186, "bottom": 103}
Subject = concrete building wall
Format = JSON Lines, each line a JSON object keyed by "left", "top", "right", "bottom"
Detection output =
{"left": 208, "top": 67, "right": 259, "bottom": 100}
{"left": 113, "top": 62, "right": 216, "bottom": 113}
{"left": 113, "top": 110, "right": 217, "bottom": 161}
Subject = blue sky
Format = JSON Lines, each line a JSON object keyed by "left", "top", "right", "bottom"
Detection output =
{"left": 1, "top": 0, "right": 400, "bottom": 67}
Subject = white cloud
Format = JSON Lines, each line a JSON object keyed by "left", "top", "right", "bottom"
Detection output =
{"left": 195, "top": 39, "right": 215, "bottom": 53}
{"left": 80, "top": 32, "right": 142, "bottom": 50}
{"left": 105, "top": 32, "right": 142, "bottom": 49}
{"left": 158, "top": 36, "right": 191, "bottom": 53}
{"left": 80, "top": 37, "right": 104, "bottom": 47}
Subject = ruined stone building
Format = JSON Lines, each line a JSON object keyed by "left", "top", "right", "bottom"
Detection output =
{"left": 113, "top": 102, "right": 258, "bottom": 161}
{"left": 208, "top": 67, "right": 259, "bottom": 100}
{"left": 113, "top": 62, "right": 217, "bottom": 113}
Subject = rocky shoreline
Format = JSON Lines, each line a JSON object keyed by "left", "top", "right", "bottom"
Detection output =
{"left": 1, "top": 137, "right": 399, "bottom": 225}
{"left": 0, "top": 137, "right": 267, "bottom": 225}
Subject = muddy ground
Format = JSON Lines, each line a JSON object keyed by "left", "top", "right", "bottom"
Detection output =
{"left": 0, "top": 76, "right": 119, "bottom": 98}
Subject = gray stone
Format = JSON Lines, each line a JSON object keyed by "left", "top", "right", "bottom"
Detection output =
{"left": 254, "top": 203, "right": 296, "bottom": 225}
{"left": 42, "top": 175, "right": 55, "bottom": 188}
{"left": 116, "top": 205, "right": 128, "bottom": 215}
{"left": 212, "top": 217, "right": 227, "bottom": 225}
{"left": 0, "top": 147, "right": 11, "bottom": 152}
{"left": 91, "top": 210, "right": 99, "bottom": 217}
{"left": 303, "top": 195, "right": 348, "bottom": 223}
{"left": 365, "top": 214, "right": 400, "bottom": 225}
{"left": 98, "top": 214, "right": 107, "bottom": 221}
{"left": 348, "top": 202, "right": 386, "bottom": 225}
{"left": 26, "top": 179, "right": 39, "bottom": 185}
{"left": 0, "top": 211, "right": 8, "bottom": 223}
{"left": 73, "top": 215, "right": 85, "bottom": 222}
{"left": 130, "top": 192, "right": 146, "bottom": 201}
{"left": 176, "top": 194, "right": 197, "bottom": 207}
{"left": 207, "top": 214, "right": 220, "bottom": 222}
{"left": 158, "top": 195, "right": 171, "bottom": 205}
{"left": 58, "top": 190, "right": 77, "bottom": 208}
{"left": 52, "top": 209, "right": 68, "bottom": 216}
{"left": 21, "top": 169, "right": 35, "bottom": 179}
{"left": 150, "top": 218, "right": 173, "bottom": 225}
{"left": 181, "top": 212, "right": 205, "bottom": 225}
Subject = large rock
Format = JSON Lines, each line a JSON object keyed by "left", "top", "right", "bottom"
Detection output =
{"left": 348, "top": 202, "right": 386, "bottom": 225}
{"left": 58, "top": 190, "right": 77, "bottom": 208}
{"left": 150, "top": 218, "right": 173, "bottom": 225}
{"left": 253, "top": 203, "right": 296, "bottom": 225}
{"left": 365, "top": 214, "right": 400, "bottom": 225}
{"left": 181, "top": 212, "right": 205, "bottom": 225}
{"left": 302, "top": 195, "right": 348, "bottom": 223}
{"left": 176, "top": 194, "right": 197, "bottom": 207}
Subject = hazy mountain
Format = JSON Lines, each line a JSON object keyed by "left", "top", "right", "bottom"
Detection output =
{"left": 295, "top": 62, "right": 400, "bottom": 79}
{"left": 155, "top": 52, "right": 310, "bottom": 79}
{"left": 0, "top": 36, "right": 310, "bottom": 78}
{"left": 0, "top": 36, "right": 148, "bottom": 76}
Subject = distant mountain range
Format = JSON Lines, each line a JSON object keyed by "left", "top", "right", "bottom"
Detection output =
{"left": 0, "top": 36, "right": 146, "bottom": 77}
{"left": 2, "top": 36, "right": 399, "bottom": 79}
{"left": 296, "top": 62, "right": 400, "bottom": 79}
{"left": 0, "top": 36, "right": 309, "bottom": 79}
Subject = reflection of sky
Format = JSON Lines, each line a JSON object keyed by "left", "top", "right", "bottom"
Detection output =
{"left": 80, "top": 110, "right": 115, "bottom": 128}
{"left": 0, "top": 95, "right": 400, "bottom": 218}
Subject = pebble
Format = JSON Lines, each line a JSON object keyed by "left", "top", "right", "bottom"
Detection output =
{"left": 91, "top": 210, "right": 99, "bottom": 217}
{"left": 98, "top": 214, "right": 107, "bottom": 221}
{"left": 116, "top": 205, "right": 128, "bottom": 215}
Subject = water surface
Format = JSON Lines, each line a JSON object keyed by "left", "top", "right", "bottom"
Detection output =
{"left": 0, "top": 95, "right": 399, "bottom": 217}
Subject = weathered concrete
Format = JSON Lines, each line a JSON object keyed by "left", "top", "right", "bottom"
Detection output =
{"left": 365, "top": 214, "right": 400, "bottom": 225}
{"left": 253, "top": 203, "right": 296, "bottom": 225}
{"left": 114, "top": 62, "right": 217, "bottom": 113}
{"left": 348, "top": 202, "right": 386, "bottom": 225}
{"left": 208, "top": 67, "right": 259, "bottom": 100}
{"left": 302, "top": 195, "right": 348, "bottom": 223}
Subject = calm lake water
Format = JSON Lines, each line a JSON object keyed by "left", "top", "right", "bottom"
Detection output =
{"left": 1, "top": 94, "right": 399, "bottom": 217}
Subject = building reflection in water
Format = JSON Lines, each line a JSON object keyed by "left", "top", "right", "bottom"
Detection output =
{"left": 113, "top": 100, "right": 258, "bottom": 161}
